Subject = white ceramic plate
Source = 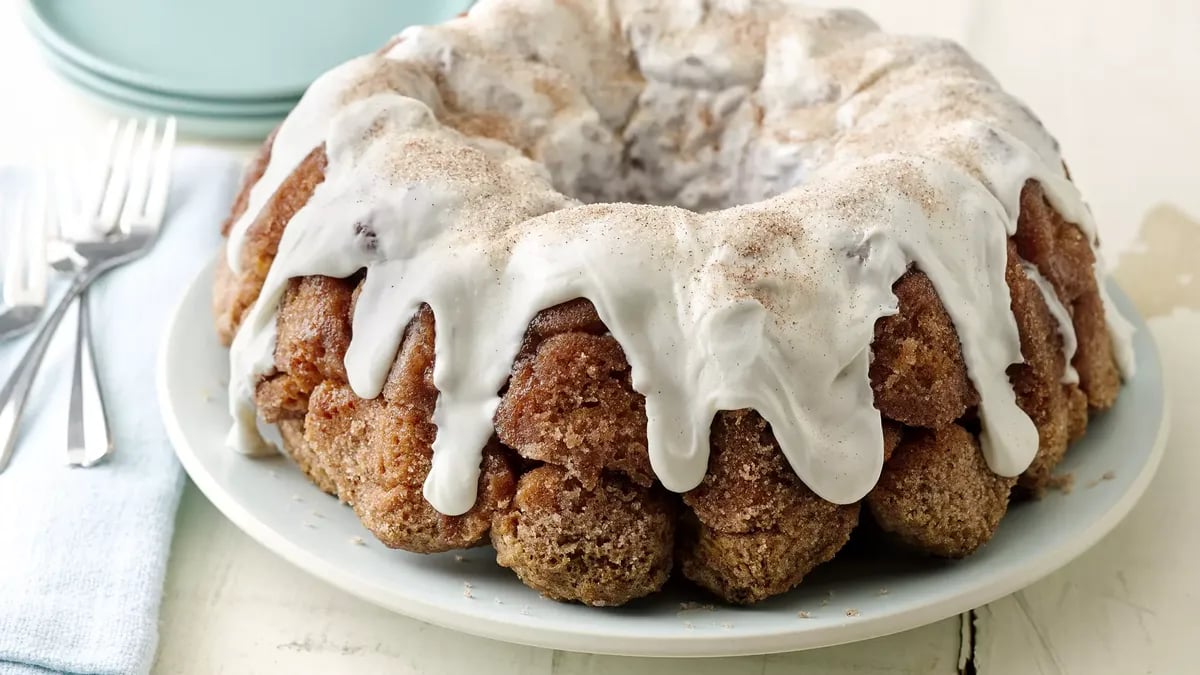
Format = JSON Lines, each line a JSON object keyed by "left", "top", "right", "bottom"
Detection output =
{"left": 159, "top": 260, "right": 1167, "bottom": 657}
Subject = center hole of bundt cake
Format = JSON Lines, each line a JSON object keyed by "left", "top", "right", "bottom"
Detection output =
{"left": 543, "top": 99, "right": 808, "bottom": 212}
{"left": 433, "top": 73, "right": 811, "bottom": 213}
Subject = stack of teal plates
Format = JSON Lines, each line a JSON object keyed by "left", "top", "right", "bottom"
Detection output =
{"left": 23, "top": 0, "right": 475, "bottom": 140}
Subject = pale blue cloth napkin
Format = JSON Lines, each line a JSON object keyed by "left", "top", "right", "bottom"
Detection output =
{"left": 0, "top": 148, "right": 239, "bottom": 675}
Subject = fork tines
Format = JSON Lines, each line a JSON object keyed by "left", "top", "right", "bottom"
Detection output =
{"left": 93, "top": 117, "right": 177, "bottom": 236}
{"left": 2, "top": 177, "right": 48, "bottom": 310}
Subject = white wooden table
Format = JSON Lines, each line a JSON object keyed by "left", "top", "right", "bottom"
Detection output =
{"left": 3, "top": 1, "right": 1198, "bottom": 672}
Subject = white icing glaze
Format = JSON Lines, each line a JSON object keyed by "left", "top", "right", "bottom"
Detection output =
{"left": 1023, "top": 262, "right": 1080, "bottom": 385}
{"left": 224, "top": 0, "right": 1135, "bottom": 516}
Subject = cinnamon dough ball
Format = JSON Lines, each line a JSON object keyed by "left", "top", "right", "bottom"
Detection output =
{"left": 679, "top": 410, "right": 859, "bottom": 604}
{"left": 495, "top": 299, "right": 654, "bottom": 488}
{"left": 867, "top": 425, "right": 1014, "bottom": 557}
{"left": 1004, "top": 243, "right": 1074, "bottom": 491}
{"left": 871, "top": 269, "right": 979, "bottom": 429}
{"left": 1013, "top": 181, "right": 1121, "bottom": 409}
{"left": 303, "top": 307, "right": 517, "bottom": 553}
{"left": 491, "top": 465, "right": 675, "bottom": 606}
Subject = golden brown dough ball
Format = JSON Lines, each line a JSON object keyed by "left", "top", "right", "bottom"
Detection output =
{"left": 677, "top": 515, "right": 855, "bottom": 605}
{"left": 491, "top": 465, "right": 674, "bottom": 606}
{"left": 495, "top": 300, "right": 654, "bottom": 488}
{"left": 1004, "top": 243, "right": 1073, "bottom": 491}
{"left": 1013, "top": 181, "right": 1121, "bottom": 409}
{"left": 303, "top": 307, "right": 517, "bottom": 553}
{"left": 254, "top": 275, "right": 355, "bottom": 423}
{"left": 278, "top": 418, "right": 337, "bottom": 496}
{"left": 679, "top": 410, "right": 859, "bottom": 604}
{"left": 867, "top": 425, "right": 1014, "bottom": 558}
{"left": 870, "top": 270, "right": 979, "bottom": 429}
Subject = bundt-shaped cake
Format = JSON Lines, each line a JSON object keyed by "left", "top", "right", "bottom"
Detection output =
{"left": 213, "top": 0, "right": 1135, "bottom": 606}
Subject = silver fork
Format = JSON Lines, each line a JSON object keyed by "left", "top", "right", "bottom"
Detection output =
{"left": 0, "top": 117, "right": 175, "bottom": 472}
{"left": 0, "top": 180, "right": 49, "bottom": 339}
{"left": 66, "top": 119, "right": 177, "bottom": 467}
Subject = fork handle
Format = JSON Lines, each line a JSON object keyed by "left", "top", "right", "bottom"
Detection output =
{"left": 0, "top": 272, "right": 94, "bottom": 472}
{"left": 67, "top": 290, "right": 113, "bottom": 466}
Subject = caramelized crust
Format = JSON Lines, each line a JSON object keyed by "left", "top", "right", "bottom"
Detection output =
{"left": 278, "top": 418, "right": 337, "bottom": 495}
{"left": 254, "top": 276, "right": 355, "bottom": 422}
{"left": 1013, "top": 181, "right": 1121, "bottom": 409}
{"left": 870, "top": 270, "right": 978, "bottom": 428}
{"left": 496, "top": 304, "right": 654, "bottom": 489}
{"left": 303, "top": 307, "right": 516, "bottom": 553}
{"left": 274, "top": 276, "right": 354, "bottom": 387}
{"left": 492, "top": 465, "right": 674, "bottom": 606}
{"left": 867, "top": 425, "right": 1015, "bottom": 558}
{"left": 679, "top": 410, "right": 859, "bottom": 603}
{"left": 679, "top": 517, "right": 849, "bottom": 605}
{"left": 685, "top": 410, "right": 859, "bottom": 539}
{"left": 1003, "top": 243, "right": 1073, "bottom": 490}
{"left": 519, "top": 298, "right": 610, "bottom": 345}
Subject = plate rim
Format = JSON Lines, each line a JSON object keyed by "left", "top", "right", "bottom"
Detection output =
{"left": 22, "top": 0, "right": 308, "bottom": 101}
{"left": 159, "top": 259, "right": 1170, "bottom": 657}
{"left": 51, "top": 85, "right": 280, "bottom": 142}
{"left": 31, "top": 38, "right": 299, "bottom": 117}
{"left": 21, "top": 0, "right": 479, "bottom": 101}
{"left": 43, "top": 60, "right": 282, "bottom": 141}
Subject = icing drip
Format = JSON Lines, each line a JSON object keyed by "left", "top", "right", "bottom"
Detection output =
{"left": 224, "top": 0, "right": 1135, "bottom": 516}
{"left": 1022, "top": 262, "right": 1080, "bottom": 384}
